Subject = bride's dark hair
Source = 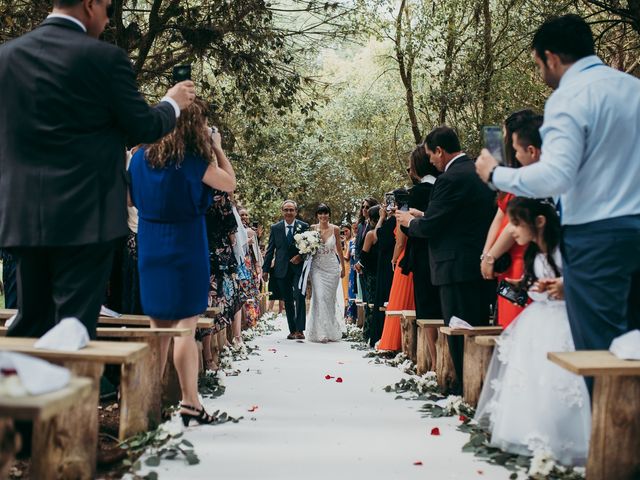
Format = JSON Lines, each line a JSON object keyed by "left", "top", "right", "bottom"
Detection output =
{"left": 507, "top": 197, "right": 561, "bottom": 288}
{"left": 316, "top": 203, "right": 331, "bottom": 216}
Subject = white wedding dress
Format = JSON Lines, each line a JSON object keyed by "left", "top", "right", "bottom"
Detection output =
{"left": 474, "top": 250, "right": 591, "bottom": 466}
{"left": 306, "top": 234, "right": 344, "bottom": 343}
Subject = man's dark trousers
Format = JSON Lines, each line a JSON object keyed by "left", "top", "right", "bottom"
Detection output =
{"left": 7, "top": 241, "right": 116, "bottom": 339}
{"left": 276, "top": 264, "right": 306, "bottom": 334}
{"left": 563, "top": 216, "right": 640, "bottom": 342}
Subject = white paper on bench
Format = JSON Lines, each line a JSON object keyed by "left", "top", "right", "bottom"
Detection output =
{"left": 448, "top": 316, "right": 474, "bottom": 329}
{"left": 100, "top": 305, "right": 122, "bottom": 318}
{"left": 0, "top": 351, "right": 70, "bottom": 395}
{"left": 610, "top": 329, "right": 640, "bottom": 360}
{"left": 34, "top": 318, "right": 89, "bottom": 351}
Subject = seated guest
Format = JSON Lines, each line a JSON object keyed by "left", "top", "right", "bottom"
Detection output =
{"left": 129, "top": 99, "right": 235, "bottom": 426}
{"left": 475, "top": 197, "right": 590, "bottom": 467}
{"left": 396, "top": 127, "right": 496, "bottom": 393}
{"left": 481, "top": 111, "right": 543, "bottom": 327}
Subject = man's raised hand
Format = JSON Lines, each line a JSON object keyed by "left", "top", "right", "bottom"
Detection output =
{"left": 166, "top": 80, "right": 196, "bottom": 110}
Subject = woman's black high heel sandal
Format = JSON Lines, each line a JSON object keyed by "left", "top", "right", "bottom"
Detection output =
{"left": 180, "top": 404, "right": 216, "bottom": 427}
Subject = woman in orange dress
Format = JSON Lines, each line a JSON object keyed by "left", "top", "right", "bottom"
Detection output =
{"left": 377, "top": 216, "right": 414, "bottom": 351}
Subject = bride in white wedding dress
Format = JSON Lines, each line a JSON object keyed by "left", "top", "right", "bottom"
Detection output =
{"left": 307, "top": 204, "right": 346, "bottom": 343}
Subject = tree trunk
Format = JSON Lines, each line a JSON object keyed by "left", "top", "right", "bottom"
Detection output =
{"left": 479, "top": 0, "right": 494, "bottom": 127}
{"left": 395, "top": 0, "right": 422, "bottom": 144}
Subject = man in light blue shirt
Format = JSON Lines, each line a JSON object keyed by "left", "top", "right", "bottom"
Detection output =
{"left": 477, "top": 15, "right": 640, "bottom": 360}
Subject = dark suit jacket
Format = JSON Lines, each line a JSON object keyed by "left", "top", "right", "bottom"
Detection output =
{"left": 408, "top": 155, "right": 496, "bottom": 286}
{"left": 0, "top": 17, "right": 176, "bottom": 247}
{"left": 262, "top": 219, "right": 310, "bottom": 279}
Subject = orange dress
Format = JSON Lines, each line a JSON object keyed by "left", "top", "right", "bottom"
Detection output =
{"left": 378, "top": 243, "right": 415, "bottom": 351}
{"left": 496, "top": 193, "right": 527, "bottom": 327}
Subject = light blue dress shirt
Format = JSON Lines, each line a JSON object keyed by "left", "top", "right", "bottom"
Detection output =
{"left": 493, "top": 55, "right": 640, "bottom": 225}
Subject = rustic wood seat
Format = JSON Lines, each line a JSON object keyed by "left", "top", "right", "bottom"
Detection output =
{"left": 400, "top": 311, "right": 417, "bottom": 363}
{"left": 416, "top": 319, "right": 445, "bottom": 375}
{"left": 439, "top": 326, "right": 503, "bottom": 405}
{"left": 548, "top": 351, "right": 640, "bottom": 480}
{"left": 474, "top": 335, "right": 498, "bottom": 347}
{"left": 0, "top": 377, "right": 94, "bottom": 480}
{"left": 0, "top": 309, "right": 214, "bottom": 329}
{"left": 0, "top": 337, "right": 149, "bottom": 442}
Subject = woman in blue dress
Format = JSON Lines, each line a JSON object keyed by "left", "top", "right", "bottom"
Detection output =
{"left": 129, "top": 99, "right": 236, "bottom": 426}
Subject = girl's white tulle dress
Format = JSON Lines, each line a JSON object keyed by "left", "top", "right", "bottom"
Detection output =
{"left": 474, "top": 250, "right": 591, "bottom": 466}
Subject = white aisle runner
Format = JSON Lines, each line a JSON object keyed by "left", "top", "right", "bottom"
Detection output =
{"left": 140, "top": 317, "right": 506, "bottom": 480}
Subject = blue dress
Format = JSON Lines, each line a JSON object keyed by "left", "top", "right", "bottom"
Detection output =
{"left": 129, "top": 148, "right": 212, "bottom": 320}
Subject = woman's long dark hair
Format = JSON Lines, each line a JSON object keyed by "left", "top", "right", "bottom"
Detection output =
{"left": 507, "top": 197, "right": 561, "bottom": 288}
{"left": 358, "top": 197, "right": 379, "bottom": 224}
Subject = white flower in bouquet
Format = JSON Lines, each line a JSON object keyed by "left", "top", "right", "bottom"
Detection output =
{"left": 295, "top": 230, "right": 322, "bottom": 255}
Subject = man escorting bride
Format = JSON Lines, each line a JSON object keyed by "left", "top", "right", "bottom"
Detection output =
{"left": 306, "top": 204, "right": 346, "bottom": 343}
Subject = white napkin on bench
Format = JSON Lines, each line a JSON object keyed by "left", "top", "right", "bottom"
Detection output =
{"left": 0, "top": 351, "right": 70, "bottom": 396}
{"left": 610, "top": 330, "right": 640, "bottom": 360}
{"left": 34, "top": 317, "right": 89, "bottom": 351}
{"left": 449, "top": 316, "right": 474, "bottom": 329}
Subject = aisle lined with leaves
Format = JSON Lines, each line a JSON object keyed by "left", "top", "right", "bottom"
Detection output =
{"left": 130, "top": 314, "right": 509, "bottom": 480}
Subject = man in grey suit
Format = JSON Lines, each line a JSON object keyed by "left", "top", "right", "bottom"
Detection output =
{"left": 0, "top": 0, "right": 196, "bottom": 338}
{"left": 262, "top": 200, "right": 309, "bottom": 339}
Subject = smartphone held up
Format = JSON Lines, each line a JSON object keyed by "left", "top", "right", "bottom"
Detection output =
{"left": 482, "top": 126, "right": 506, "bottom": 166}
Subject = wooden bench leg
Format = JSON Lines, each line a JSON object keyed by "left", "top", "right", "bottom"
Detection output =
{"left": 416, "top": 326, "right": 429, "bottom": 375}
{"left": 436, "top": 334, "right": 457, "bottom": 394}
{"left": 31, "top": 362, "right": 102, "bottom": 480}
{"left": 462, "top": 338, "right": 493, "bottom": 408}
{"left": 588, "top": 375, "right": 640, "bottom": 480}
{"left": 356, "top": 305, "right": 364, "bottom": 328}
{"left": 119, "top": 350, "right": 152, "bottom": 440}
{"left": 162, "top": 339, "right": 181, "bottom": 407}
{"left": 123, "top": 337, "right": 162, "bottom": 429}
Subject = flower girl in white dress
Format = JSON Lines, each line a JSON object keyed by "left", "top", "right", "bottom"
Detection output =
{"left": 474, "top": 197, "right": 591, "bottom": 466}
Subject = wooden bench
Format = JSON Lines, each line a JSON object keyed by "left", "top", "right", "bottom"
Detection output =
{"left": 0, "top": 338, "right": 149, "bottom": 441}
{"left": 400, "top": 311, "right": 417, "bottom": 363}
{"left": 439, "top": 327, "right": 503, "bottom": 406}
{"left": 416, "top": 319, "right": 445, "bottom": 375}
{"left": 549, "top": 351, "right": 640, "bottom": 480}
{"left": 0, "top": 377, "right": 94, "bottom": 480}
{"left": 0, "top": 309, "right": 214, "bottom": 329}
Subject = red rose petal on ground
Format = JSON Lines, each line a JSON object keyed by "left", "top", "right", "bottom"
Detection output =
{"left": 268, "top": 348, "right": 277, "bottom": 352}
{"left": 430, "top": 427, "right": 440, "bottom": 436}
{"left": 335, "top": 377, "right": 343, "bottom": 383}
{"left": 325, "top": 375, "right": 334, "bottom": 380}
{"left": 248, "top": 405, "right": 259, "bottom": 412}
{"left": 459, "top": 415, "right": 468, "bottom": 422}
{"left": 413, "top": 461, "right": 423, "bottom": 466}
{"left": 477, "top": 470, "right": 484, "bottom": 475}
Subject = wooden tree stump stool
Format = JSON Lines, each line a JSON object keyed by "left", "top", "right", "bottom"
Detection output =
{"left": 0, "top": 337, "right": 149, "bottom": 441}
{"left": 400, "top": 311, "right": 417, "bottom": 363}
{"left": 435, "top": 330, "right": 457, "bottom": 394}
{"left": 549, "top": 351, "right": 640, "bottom": 480}
{"left": 356, "top": 303, "right": 365, "bottom": 328}
{"left": 0, "top": 377, "right": 94, "bottom": 480}
{"left": 416, "top": 320, "right": 445, "bottom": 375}
{"left": 96, "top": 327, "right": 190, "bottom": 429}
{"left": 439, "top": 327, "right": 503, "bottom": 405}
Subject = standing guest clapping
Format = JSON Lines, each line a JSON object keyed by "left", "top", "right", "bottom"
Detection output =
{"left": 129, "top": 100, "right": 235, "bottom": 426}
{"left": 0, "top": 0, "right": 196, "bottom": 338}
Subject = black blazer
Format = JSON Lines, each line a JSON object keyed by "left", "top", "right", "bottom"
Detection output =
{"left": 0, "top": 18, "right": 176, "bottom": 247}
{"left": 400, "top": 180, "right": 435, "bottom": 273}
{"left": 262, "top": 219, "right": 310, "bottom": 279}
{"left": 408, "top": 155, "right": 496, "bottom": 286}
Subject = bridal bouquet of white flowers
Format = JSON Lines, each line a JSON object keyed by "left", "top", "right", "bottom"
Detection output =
{"left": 294, "top": 230, "right": 321, "bottom": 256}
